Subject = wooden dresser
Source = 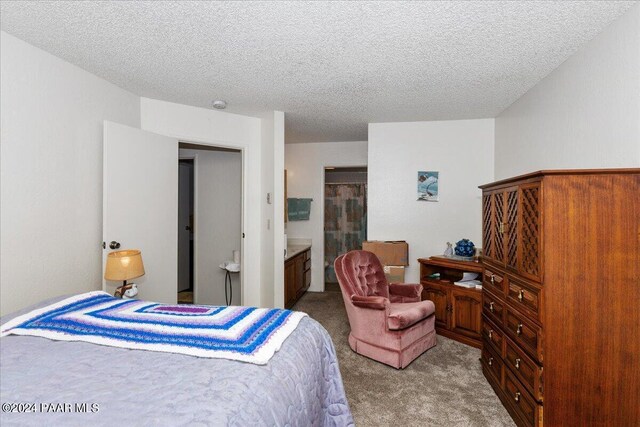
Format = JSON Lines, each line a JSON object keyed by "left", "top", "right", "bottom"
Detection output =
{"left": 479, "top": 169, "right": 639, "bottom": 427}
{"left": 418, "top": 256, "right": 483, "bottom": 348}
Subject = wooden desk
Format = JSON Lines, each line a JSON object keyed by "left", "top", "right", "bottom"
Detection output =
{"left": 418, "top": 256, "right": 483, "bottom": 348}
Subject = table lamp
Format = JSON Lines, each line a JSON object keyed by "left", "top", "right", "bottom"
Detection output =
{"left": 104, "top": 249, "right": 145, "bottom": 297}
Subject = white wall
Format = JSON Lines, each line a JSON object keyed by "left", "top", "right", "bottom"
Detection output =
{"left": 180, "top": 149, "right": 242, "bottom": 306}
{"left": 0, "top": 31, "right": 141, "bottom": 315}
{"left": 495, "top": 4, "right": 640, "bottom": 179}
{"left": 260, "top": 111, "right": 286, "bottom": 308}
{"left": 285, "top": 141, "right": 368, "bottom": 291}
{"left": 140, "top": 98, "right": 284, "bottom": 308}
{"left": 273, "top": 112, "right": 285, "bottom": 308}
{"left": 368, "top": 119, "right": 494, "bottom": 283}
{"left": 260, "top": 115, "right": 275, "bottom": 307}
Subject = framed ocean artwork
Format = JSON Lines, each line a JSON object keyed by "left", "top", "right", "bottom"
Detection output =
{"left": 417, "top": 171, "right": 439, "bottom": 201}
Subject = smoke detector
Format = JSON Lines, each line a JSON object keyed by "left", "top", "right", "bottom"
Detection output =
{"left": 212, "top": 100, "right": 227, "bottom": 110}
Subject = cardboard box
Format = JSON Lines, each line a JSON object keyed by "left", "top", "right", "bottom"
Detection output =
{"left": 362, "top": 240, "right": 409, "bottom": 266}
{"left": 383, "top": 265, "right": 405, "bottom": 283}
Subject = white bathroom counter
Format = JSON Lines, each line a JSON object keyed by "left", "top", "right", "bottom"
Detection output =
{"left": 285, "top": 244, "right": 311, "bottom": 261}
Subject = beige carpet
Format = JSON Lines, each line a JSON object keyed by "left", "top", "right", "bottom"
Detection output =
{"left": 293, "top": 290, "right": 515, "bottom": 427}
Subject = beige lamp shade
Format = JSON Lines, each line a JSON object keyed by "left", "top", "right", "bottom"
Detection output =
{"left": 104, "top": 250, "right": 145, "bottom": 281}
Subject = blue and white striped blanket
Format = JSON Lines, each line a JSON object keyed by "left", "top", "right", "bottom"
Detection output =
{"left": 0, "top": 291, "right": 307, "bottom": 365}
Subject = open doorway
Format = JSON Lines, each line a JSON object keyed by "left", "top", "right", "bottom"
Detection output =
{"left": 324, "top": 166, "right": 367, "bottom": 292}
{"left": 178, "top": 159, "right": 195, "bottom": 303}
{"left": 177, "top": 143, "right": 242, "bottom": 305}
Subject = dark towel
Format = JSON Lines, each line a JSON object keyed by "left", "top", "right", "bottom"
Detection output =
{"left": 287, "top": 198, "right": 312, "bottom": 221}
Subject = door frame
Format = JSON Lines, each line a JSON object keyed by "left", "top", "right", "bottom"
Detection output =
{"left": 178, "top": 154, "right": 198, "bottom": 303}
{"left": 321, "top": 164, "right": 368, "bottom": 292}
{"left": 179, "top": 141, "right": 245, "bottom": 306}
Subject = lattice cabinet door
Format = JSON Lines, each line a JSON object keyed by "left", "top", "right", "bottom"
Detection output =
{"left": 519, "top": 183, "right": 542, "bottom": 282}
{"left": 482, "top": 192, "right": 495, "bottom": 261}
{"left": 493, "top": 191, "right": 507, "bottom": 266}
{"left": 505, "top": 187, "right": 519, "bottom": 271}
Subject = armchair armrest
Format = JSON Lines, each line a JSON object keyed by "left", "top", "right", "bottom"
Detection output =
{"left": 388, "top": 283, "right": 423, "bottom": 299}
{"left": 351, "top": 295, "right": 388, "bottom": 310}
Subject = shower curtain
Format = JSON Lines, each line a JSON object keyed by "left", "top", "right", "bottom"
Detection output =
{"left": 324, "top": 183, "right": 367, "bottom": 283}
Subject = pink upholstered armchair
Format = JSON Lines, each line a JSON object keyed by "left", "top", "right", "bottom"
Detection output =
{"left": 335, "top": 250, "right": 437, "bottom": 369}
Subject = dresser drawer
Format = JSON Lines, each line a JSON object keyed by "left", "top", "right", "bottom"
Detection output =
{"left": 482, "top": 314, "right": 504, "bottom": 357}
{"left": 505, "top": 307, "right": 543, "bottom": 363}
{"left": 483, "top": 267, "right": 506, "bottom": 298}
{"left": 483, "top": 292, "right": 505, "bottom": 327}
{"left": 481, "top": 344, "right": 503, "bottom": 386}
{"left": 505, "top": 337, "right": 543, "bottom": 402}
{"left": 507, "top": 276, "right": 542, "bottom": 322}
{"left": 504, "top": 368, "right": 543, "bottom": 427}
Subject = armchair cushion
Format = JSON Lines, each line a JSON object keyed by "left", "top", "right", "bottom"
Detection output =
{"left": 387, "top": 300, "right": 436, "bottom": 330}
{"left": 351, "top": 295, "right": 388, "bottom": 310}
{"left": 388, "top": 283, "right": 423, "bottom": 299}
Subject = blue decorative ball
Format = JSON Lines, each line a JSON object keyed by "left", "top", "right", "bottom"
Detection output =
{"left": 454, "top": 239, "right": 475, "bottom": 257}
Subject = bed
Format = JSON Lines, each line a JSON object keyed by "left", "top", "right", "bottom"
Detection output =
{"left": 0, "top": 294, "right": 354, "bottom": 426}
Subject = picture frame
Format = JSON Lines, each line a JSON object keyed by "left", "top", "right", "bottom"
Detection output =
{"left": 417, "top": 171, "right": 439, "bottom": 201}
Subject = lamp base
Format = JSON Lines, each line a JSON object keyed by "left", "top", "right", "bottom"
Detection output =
{"left": 121, "top": 283, "right": 138, "bottom": 299}
{"left": 114, "top": 280, "right": 128, "bottom": 298}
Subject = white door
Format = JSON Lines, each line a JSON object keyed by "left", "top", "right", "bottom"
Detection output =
{"left": 103, "top": 121, "right": 178, "bottom": 303}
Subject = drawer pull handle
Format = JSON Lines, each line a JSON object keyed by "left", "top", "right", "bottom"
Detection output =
{"left": 488, "top": 330, "right": 493, "bottom": 339}
{"left": 489, "top": 302, "right": 495, "bottom": 312}
{"left": 518, "top": 290, "right": 524, "bottom": 302}
{"left": 516, "top": 323, "right": 523, "bottom": 335}
{"left": 515, "top": 358, "right": 521, "bottom": 369}
{"left": 514, "top": 392, "right": 521, "bottom": 402}
{"left": 490, "top": 274, "right": 495, "bottom": 284}
{"left": 488, "top": 357, "right": 493, "bottom": 366}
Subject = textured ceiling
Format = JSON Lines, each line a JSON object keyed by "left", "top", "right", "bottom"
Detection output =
{"left": 1, "top": 1, "right": 636, "bottom": 143}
